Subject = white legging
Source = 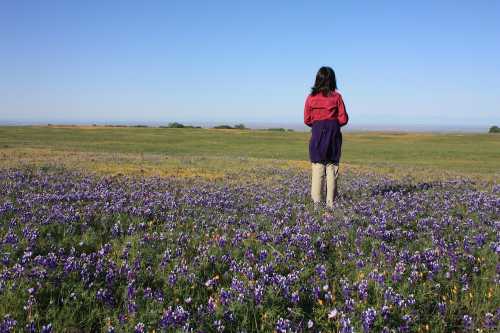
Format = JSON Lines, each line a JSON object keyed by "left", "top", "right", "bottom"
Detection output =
{"left": 311, "top": 163, "right": 339, "bottom": 208}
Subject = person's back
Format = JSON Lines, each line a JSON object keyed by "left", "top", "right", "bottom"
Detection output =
{"left": 304, "top": 90, "right": 348, "bottom": 127}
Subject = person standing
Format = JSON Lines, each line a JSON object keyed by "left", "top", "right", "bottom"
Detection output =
{"left": 304, "top": 66, "right": 349, "bottom": 210}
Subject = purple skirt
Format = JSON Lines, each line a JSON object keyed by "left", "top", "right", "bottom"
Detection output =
{"left": 309, "top": 119, "right": 342, "bottom": 164}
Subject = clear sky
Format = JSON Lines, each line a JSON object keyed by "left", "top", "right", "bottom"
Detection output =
{"left": 1, "top": 0, "right": 499, "bottom": 128}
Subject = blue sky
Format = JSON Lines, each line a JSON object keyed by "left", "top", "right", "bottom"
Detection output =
{"left": 1, "top": 0, "right": 499, "bottom": 128}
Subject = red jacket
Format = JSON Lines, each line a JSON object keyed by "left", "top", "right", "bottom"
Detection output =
{"left": 304, "top": 91, "right": 348, "bottom": 127}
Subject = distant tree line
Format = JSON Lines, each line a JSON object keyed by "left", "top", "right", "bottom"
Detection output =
{"left": 212, "top": 124, "right": 247, "bottom": 129}
{"left": 162, "top": 122, "right": 202, "bottom": 129}
{"left": 489, "top": 125, "right": 500, "bottom": 133}
{"left": 47, "top": 123, "right": 296, "bottom": 132}
{"left": 211, "top": 124, "right": 294, "bottom": 131}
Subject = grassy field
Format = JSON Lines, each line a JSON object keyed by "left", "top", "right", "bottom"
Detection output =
{"left": 1, "top": 126, "right": 499, "bottom": 331}
{"left": 0, "top": 126, "right": 499, "bottom": 181}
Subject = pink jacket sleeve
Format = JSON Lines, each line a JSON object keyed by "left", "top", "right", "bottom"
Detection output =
{"left": 304, "top": 96, "right": 313, "bottom": 127}
{"left": 337, "top": 94, "right": 349, "bottom": 126}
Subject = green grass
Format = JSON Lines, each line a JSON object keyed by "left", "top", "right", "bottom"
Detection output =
{"left": 0, "top": 126, "right": 499, "bottom": 179}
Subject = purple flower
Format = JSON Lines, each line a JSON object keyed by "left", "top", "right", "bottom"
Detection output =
{"left": 291, "top": 291, "right": 300, "bottom": 304}
{"left": 483, "top": 312, "right": 496, "bottom": 329}
{"left": 358, "top": 279, "right": 369, "bottom": 301}
{"left": 220, "top": 288, "right": 231, "bottom": 306}
{"left": 159, "top": 306, "right": 189, "bottom": 328}
{"left": 275, "top": 318, "right": 291, "bottom": 333}
{"left": 398, "top": 314, "right": 412, "bottom": 333}
{"left": 362, "top": 307, "right": 377, "bottom": 332}
{"left": 128, "top": 301, "right": 138, "bottom": 314}
{"left": 315, "top": 264, "right": 327, "bottom": 280}
{"left": 381, "top": 305, "right": 390, "bottom": 320}
{"left": 254, "top": 284, "right": 264, "bottom": 305}
{"left": 340, "top": 314, "right": 353, "bottom": 333}
{"left": 258, "top": 250, "right": 268, "bottom": 262}
{"left": 134, "top": 323, "right": 145, "bottom": 333}
{"left": 437, "top": 302, "right": 446, "bottom": 316}
{"left": 0, "top": 315, "right": 17, "bottom": 333}
{"left": 463, "top": 315, "right": 473, "bottom": 331}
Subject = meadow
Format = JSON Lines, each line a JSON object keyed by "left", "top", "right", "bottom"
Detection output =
{"left": 0, "top": 126, "right": 499, "bottom": 180}
{"left": 0, "top": 126, "right": 498, "bottom": 332}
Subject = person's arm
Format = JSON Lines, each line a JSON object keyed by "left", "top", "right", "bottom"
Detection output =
{"left": 337, "top": 94, "right": 348, "bottom": 126}
{"left": 304, "top": 96, "right": 313, "bottom": 127}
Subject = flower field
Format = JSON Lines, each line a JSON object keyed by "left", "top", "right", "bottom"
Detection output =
{"left": 0, "top": 166, "right": 498, "bottom": 332}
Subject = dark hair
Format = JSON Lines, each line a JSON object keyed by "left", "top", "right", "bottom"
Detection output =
{"left": 311, "top": 66, "right": 337, "bottom": 96}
